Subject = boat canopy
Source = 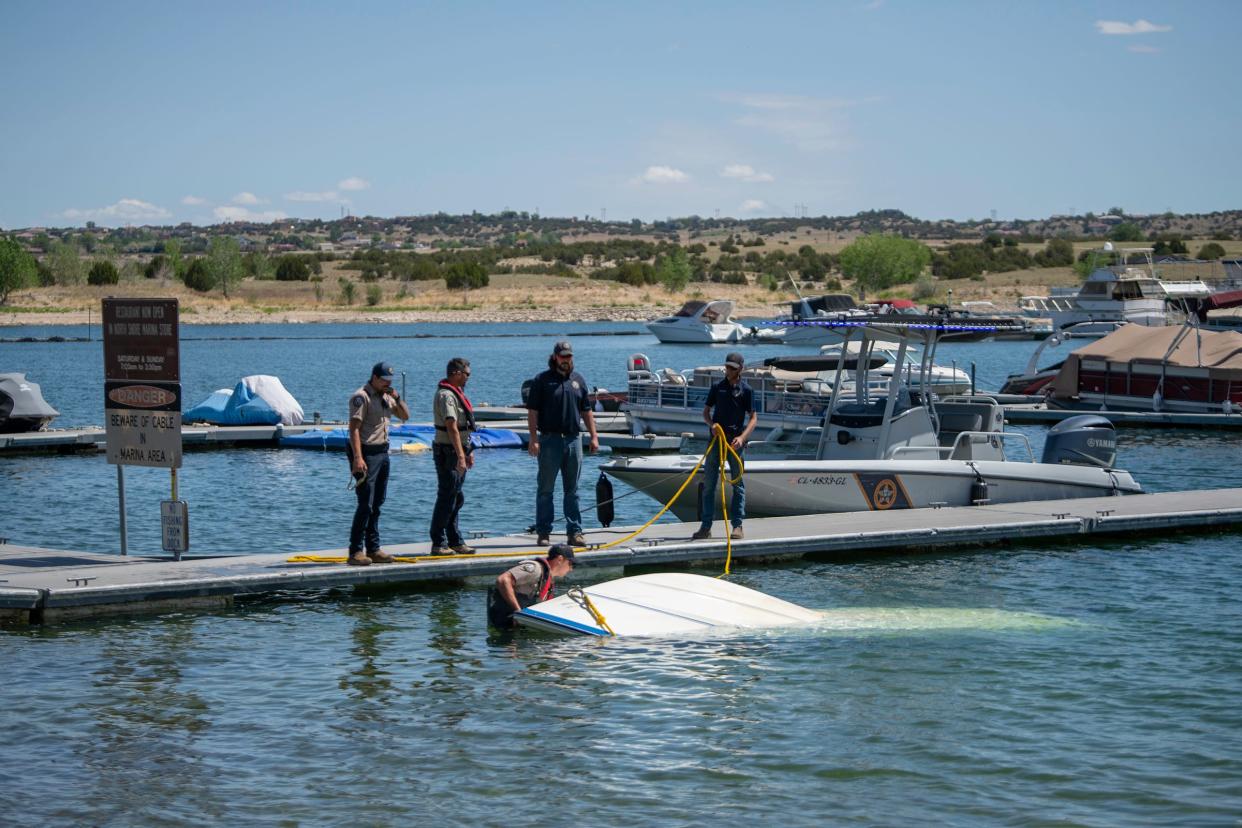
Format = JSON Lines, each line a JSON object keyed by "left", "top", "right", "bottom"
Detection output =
{"left": 184, "top": 375, "right": 305, "bottom": 425}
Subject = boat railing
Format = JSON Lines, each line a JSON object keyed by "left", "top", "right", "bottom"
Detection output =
{"left": 888, "top": 431, "right": 1035, "bottom": 462}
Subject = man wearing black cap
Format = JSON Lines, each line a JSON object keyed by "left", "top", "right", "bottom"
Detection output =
{"left": 487, "top": 544, "right": 576, "bottom": 628}
{"left": 346, "top": 361, "right": 410, "bottom": 566}
{"left": 525, "top": 340, "right": 599, "bottom": 547}
{"left": 693, "top": 351, "right": 758, "bottom": 541}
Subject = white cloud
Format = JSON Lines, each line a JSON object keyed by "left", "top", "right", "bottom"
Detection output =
{"left": 1095, "top": 19, "right": 1172, "bottom": 35}
{"left": 284, "top": 190, "right": 339, "bottom": 203}
{"left": 640, "top": 165, "right": 690, "bottom": 184}
{"left": 338, "top": 177, "right": 370, "bottom": 191}
{"left": 181, "top": 195, "right": 206, "bottom": 206}
{"left": 232, "top": 191, "right": 262, "bottom": 205}
{"left": 722, "top": 93, "right": 853, "bottom": 152}
{"left": 213, "top": 206, "right": 287, "bottom": 223}
{"left": 740, "top": 199, "right": 768, "bottom": 213}
{"left": 1127, "top": 44, "right": 1162, "bottom": 54}
{"left": 721, "top": 164, "right": 775, "bottom": 183}
{"left": 62, "top": 198, "right": 172, "bottom": 225}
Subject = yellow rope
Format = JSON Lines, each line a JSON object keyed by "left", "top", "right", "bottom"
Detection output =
{"left": 707, "top": 423, "right": 745, "bottom": 578}
{"left": 287, "top": 426, "right": 745, "bottom": 571}
{"left": 570, "top": 586, "right": 615, "bottom": 636}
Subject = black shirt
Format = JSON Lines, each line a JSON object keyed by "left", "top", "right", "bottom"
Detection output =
{"left": 706, "top": 378, "right": 754, "bottom": 438}
{"left": 527, "top": 368, "right": 591, "bottom": 435}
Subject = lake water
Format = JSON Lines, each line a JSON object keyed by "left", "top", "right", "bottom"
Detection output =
{"left": 2, "top": 322, "right": 1241, "bottom": 824}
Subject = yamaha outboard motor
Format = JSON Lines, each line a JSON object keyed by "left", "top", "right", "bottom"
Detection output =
{"left": 1041, "top": 415, "right": 1117, "bottom": 468}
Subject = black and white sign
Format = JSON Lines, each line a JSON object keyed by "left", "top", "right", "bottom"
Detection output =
{"left": 160, "top": 499, "right": 190, "bottom": 553}
{"left": 104, "top": 380, "right": 183, "bottom": 468}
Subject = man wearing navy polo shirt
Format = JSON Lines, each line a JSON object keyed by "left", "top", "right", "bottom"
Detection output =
{"left": 526, "top": 340, "right": 600, "bottom": 547}
{"left": 692, "top": 351, "right": 758, "bottom": 540}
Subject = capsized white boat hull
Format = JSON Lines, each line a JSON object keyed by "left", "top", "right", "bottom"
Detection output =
{"left": 603, "top": 456, "right": 1143, "bottom": 521}
{"left": 513, "top": 573, "right": 822, "bottom": 637}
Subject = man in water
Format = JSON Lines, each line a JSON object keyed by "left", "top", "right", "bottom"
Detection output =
{"left": 347, "top": 361, "right": 410, "bottom": 565}
{"left": 488, "top": 544, "right": 576, "bottom": 628}
{"left": 693, "top": 351, "right": 757, "bottom": 541}
{"left": 430, "top": 357, "right": 476, "bottom": 555}
{"left": 525, "top": 340, "right": 599, "bottom": 547}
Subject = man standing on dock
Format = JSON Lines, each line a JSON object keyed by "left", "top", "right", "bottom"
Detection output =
{"left": 347, "top": 361, "right": 410, "bottom": 566}
{"left": 693, "top": 352, "right": 757, "bottom": 541}
{"left": 526, "top": 340, "right": 599, "bottom": 547}
{"left": 430, "top": 357, "right": 476, "bottom": 555}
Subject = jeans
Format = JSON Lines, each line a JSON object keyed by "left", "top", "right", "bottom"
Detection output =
{"left": 535, "top": 433, "right": 583, "bottom": 536}
{"left": 349, "top": 448, "right": 390, "bottom": 553}
{"left": 698, "top": 441, "right": 745, "bottom": 531}
{"left": 430, "top": 444, "right": 467, "bottom": 547}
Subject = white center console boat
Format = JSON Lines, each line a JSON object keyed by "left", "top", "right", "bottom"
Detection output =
{"left": 606, "top": 322, "right": 1142, "bottom": 518}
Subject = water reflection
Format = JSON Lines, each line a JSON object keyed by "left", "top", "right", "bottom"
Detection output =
{"left": 75, "top": 617, "right": 220, "bottom": 824}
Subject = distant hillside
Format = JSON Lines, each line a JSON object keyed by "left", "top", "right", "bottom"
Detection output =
{"left": 6, "top": 208, "right": 1240, "bottom": 255}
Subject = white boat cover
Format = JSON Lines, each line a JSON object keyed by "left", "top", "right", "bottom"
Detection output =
{"left": 514, "top": 573, "right": 822, "bottom": 637}
{"left": 1050, "top": 324, "right": 1242, "bottom": 399}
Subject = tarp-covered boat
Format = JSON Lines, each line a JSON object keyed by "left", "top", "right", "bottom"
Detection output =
{"left": 1048, "top": 323, "right": 1242, "bottom": 413}
{"left": 184, "top": 376, "right": 304, "bottom": 425}
{"left": 0, "top": 373, "right": 60, "bottom": 433}
{"left": 280, "top": 423, "right": 524, "bottom": 450}
{"left": 514, "top": 573, "right": 822, "bottom": 637}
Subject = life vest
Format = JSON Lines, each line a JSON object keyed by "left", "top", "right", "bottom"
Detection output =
{"left": 487, "top": 558, "right": 553, "bottom": 628}
{"left": 436, "top": 380, "right": 476, "bottom": 433}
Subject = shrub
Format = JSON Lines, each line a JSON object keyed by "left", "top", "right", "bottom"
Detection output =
{"left": 339, "top": 277, "right": 356, "bottom": 305}
{"left": 183, "top": 259, "right": 215, "bottom": 292}
{"left": 366, "top": 284, "right": 382, "bottom": 306}
{"left": 1196, "top": 242, "right": 1226, "bottom": 260}
{"left": 87, "top": 260, "right": 119, "bottom": 286}
{"left": 275, "top": 255, "right": 311, "bottom": 281}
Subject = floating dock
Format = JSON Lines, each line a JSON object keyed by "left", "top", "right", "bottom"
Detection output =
{"left": 1001, "top": 404, "right": 1242, "bottom": 429}
{"left": 3, "top": 487, "right": 1241, "bottom": 624}
{"left": 0, "top": 418, "right": 681, "bottom": 456}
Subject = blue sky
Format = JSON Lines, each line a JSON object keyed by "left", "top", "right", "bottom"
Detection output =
{"left": 1, "top": 1, "right": 1237, "bottom": 229}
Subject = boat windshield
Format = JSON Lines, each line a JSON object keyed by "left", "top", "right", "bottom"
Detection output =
{"left": 674, "top": 301, "right": 708, "bottom": 318}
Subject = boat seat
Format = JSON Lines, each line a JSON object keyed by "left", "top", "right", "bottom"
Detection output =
{"left": 660, "top": 368, "right": 687, "bottom": 385}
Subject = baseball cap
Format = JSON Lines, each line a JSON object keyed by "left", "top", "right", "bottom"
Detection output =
{"left": 724, "top": 352, "right": 745, "bottom": 369}
{"left": 372, "top": 361, "right": 395, "bottom": 380}
{"left": 553, "top": 340, "right": 574, "bottom": 356}
{"left": 547, "top": 543, "right": 577, "bottom": 563}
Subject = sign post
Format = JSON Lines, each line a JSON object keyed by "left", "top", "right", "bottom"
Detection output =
{"left": 102, "top": 298, "right": 186, "bottom": 558}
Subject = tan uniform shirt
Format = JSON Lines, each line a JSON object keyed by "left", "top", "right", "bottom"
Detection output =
{"left": 349, "top": 385, "right": 395, "bottom": 446}
{"left": 507, "top": 559, "right": 547, "bottom": 602}
{"left": 433, "top": 387, "right": 466, "bottom": 447}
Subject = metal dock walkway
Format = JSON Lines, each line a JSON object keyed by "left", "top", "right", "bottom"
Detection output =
{"left": 3, "top": 487, "right": 1240, "bottom": 624}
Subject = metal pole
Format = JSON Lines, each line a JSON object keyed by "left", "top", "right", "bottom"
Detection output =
{"left": 117, "top": 465, "right": 128, "bottom": 556}
{"left": 401, "top": 371, "right": 407, "bottom": 401}
{"left": 170, "top": 468, "right": 181, "bottom": 561}
{"left": 971, "top": 362, "right": 977, "bottom": 396}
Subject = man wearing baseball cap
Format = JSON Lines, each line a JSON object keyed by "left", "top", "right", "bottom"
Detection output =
{"left": 487, "top": 543, "right": 577, "bottom": 628}
{"left": 525, "top": 340, "right": 599, "bottom": 547}
{"left": 345, "top": 361, "right": 410, "bottom": 566}
{"left": 693, "top": 351, "right": 758, "bottom": 541}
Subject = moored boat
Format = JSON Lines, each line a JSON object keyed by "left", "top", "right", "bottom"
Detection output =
{"left": 647, "top": 299, "right": 748, "bottom": 343}
{"left": 607, "top": 322, "right": 1142, "bottom": 518}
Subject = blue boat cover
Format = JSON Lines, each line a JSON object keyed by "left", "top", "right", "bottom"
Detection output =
{"left": 184, "top": 383, "right": 282, "bottom": 425}
{"left": 280, "top": 424, "right": 524, "bottom": 450}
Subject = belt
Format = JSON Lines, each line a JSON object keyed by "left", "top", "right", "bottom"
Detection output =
{"left": 360, "top": 443, "right": 389, "bottom": 455}
{"left": 539, "top": 431, "right": 579, "bottom": 438}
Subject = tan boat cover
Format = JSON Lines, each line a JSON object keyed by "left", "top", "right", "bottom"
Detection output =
{"left": 1050, "top": 324, "right": 1242, "bottom": 398}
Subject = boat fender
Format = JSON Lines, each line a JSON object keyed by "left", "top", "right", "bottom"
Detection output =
{"left": 595, "top": 472, "right": 615, "bottom": 528}
{"left": 970, "top": 475, "right": 989, "bottom": 505}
